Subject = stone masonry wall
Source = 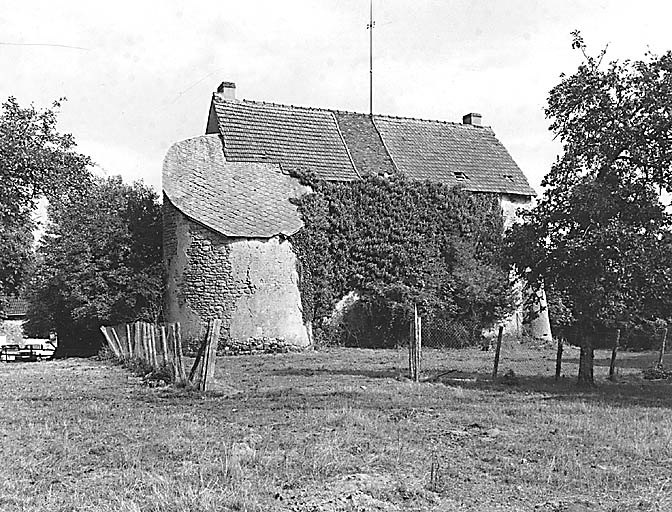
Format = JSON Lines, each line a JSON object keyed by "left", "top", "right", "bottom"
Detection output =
{"left": 163, "top": 193, "right": 178, "bottom": 263}
{"left": 180, "top": 220, "right": 240, "bottom": 347}
{"left": 163, "top": 198, "right": 310, "bottom": 350}
{"left": 164, "top": 198, "right": 238, "bottom": 348}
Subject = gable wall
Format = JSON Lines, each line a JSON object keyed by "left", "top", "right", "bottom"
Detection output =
{"left": 501, "top": 193, "right": 533, "bottom": 229}
{"left": 499, "top": 193, "right": 552, "bottom": 341}
{"left": 205, "top": 102, "right": 219, "bottom": 135}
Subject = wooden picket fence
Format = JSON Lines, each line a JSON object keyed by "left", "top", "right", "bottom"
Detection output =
{"left": 100, "top": 319, "right": 222, "bottom": 391}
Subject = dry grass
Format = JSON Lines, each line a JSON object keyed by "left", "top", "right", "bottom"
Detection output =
{"left": 0, "top": 347, "right": 671, "bottom": 511}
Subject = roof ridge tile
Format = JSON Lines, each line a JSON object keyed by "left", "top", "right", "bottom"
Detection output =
{"left": 212, "top": 95, "right": 535, "bottom": 195}
{"left": 219, "top": 96, "right": 489, "bottom": 128}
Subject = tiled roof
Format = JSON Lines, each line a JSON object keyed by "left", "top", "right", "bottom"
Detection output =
{"left": 373, "top": 116, "right": 536, "bottom": 196}
{"left": 209, "top": 95, "right": 535, "bottom": 196}
{"left": 1, "top": 296, "right": 28, "bottom": 318}
{"left": 163, "top": 135, "right": 305, "bottom": 238}
{"left": 333, "top": 112, "right": 396, "bottom": 177}
{"left": 212, "top": 97, "right": 360, "bottom": 181}
{"left": 165, "top": 94, "right": 536, "bottom": 239}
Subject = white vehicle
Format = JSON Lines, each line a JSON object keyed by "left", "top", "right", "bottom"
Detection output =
{"left": 0, "top": 344, "right": 21, "bottom": 362}
{"left": 20, "top": 341, "right": 57, "bottom": 361}
{"left": 0, "top": 340, "right": 56, "bottom": 362}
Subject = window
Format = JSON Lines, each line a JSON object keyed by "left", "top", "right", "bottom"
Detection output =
{"left": 454, "top": 171, "right": 469, "bottom": 181}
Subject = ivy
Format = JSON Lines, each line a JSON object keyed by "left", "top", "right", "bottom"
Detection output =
{"left": 289, "top": 173, "right": 515, "bottom": 346}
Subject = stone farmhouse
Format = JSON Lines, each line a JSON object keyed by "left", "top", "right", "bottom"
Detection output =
{"left": 162, "top": 82, "right": 546, "bottom": 348}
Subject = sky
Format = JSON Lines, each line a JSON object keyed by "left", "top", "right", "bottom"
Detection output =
{"left": 2, "top": 0, "right": 672, "bottom": 195}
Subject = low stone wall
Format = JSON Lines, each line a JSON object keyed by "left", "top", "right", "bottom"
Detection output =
{"left": 220, "top": 337, "right": 308, "bottom": 356}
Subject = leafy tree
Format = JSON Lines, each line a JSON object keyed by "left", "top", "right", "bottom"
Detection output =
{"left": 0, "top": 97, "right": 91, "bottom": 303}
{"left": 290, "top": 174, "right": 515, "bottom": 346}
{"left": 507, "top": 33, "right": 672, "bottom": 384}
{"left": 25, "top": 176, "right": 163, "bottom": 356}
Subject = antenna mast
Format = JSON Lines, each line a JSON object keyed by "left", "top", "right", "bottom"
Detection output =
{"left": 367, "top": 0, "right": 375, "bottom": 116}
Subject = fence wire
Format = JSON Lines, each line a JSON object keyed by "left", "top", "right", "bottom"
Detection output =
{"left": 417, "top": 321, "right": 669, "bottom": 382}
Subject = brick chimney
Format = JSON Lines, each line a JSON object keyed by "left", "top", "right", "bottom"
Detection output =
{"left": 462, "top": 112, "right": 482, "bottom": 126}
{"left": 217, "top": 81, "right": 236, "bottom": 100}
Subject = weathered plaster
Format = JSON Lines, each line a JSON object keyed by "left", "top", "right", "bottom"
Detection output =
{"left": 499, "top": 275, "right": 525, "bottom": 338}
{"left": 500, "top": 193, "right": 532, "bottom": 230}
{"left": 228, "top": 237, "right": 310, "bottom": 346}
{"left": 527, "top": 283, "right": 553, "bottom": 342}
{"left": 499, "top": 193, "right": 553, "bottom": 340}
{"left": 163, "top": 199, "right": 310, "bottom": 348}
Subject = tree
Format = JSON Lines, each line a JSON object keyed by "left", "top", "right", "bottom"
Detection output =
{"left": 507, "top": 33, "right": 672, "bottom": 384}
{"left": 25, "top": 176, "right": 163, "bottom": 356}
{"left": 0, "top": 97, "right": 91, "bottom": 303}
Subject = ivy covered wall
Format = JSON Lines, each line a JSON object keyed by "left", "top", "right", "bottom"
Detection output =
{"left": 289, "top": 174, "right": 516, "bottom": 346}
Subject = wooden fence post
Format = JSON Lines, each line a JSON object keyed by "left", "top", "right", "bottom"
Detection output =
{"left": 126, "top": 324, "right": 133, "bottom": 358}
{"left": 99, "top": 326, "right": 120, "bottom": 357}
{"left": 492, "top": 325, "right": 504, "bottom": 380}
{"left": 199, "top": 319, "right": 222, "bottom": 392}
{"left": 658, "top": 328, "right": 668, "bottom": 367}
{"left": 609, "top": 329, "right": 620, "bottom": 380}
{"left": 149, "top": 324, "right": 157, "bottom": 368}
{"left": 409, "top": 305, "right": 422, "bottom": 382}
{"left": 167, "top": 324, "right": 177, "bottom": 380}
{"left": 189, "top": 328, "right": 208, "bottom": 383}
{"left": 154, "top": 324, "right": 161, "bottom": 366}
{"left": 145, "top": 322, "right": 152, "bottom": 366}
{"left": 555, "top": 336, "right": 564, "bottom": 380}
{"left": 139, "top": 322, "right": 145, "bottom": 364}
{"left": 417, "top": 313, "right": 422, "bottom": 380}
{"left": 408, "top": 316, "right": 414, "bottom": 379}
{"left": 146, "top": 322, "right": 153, "bottom": 367}
{"left": 160, "top": 325, "right": 168, "bottom": 366}
{"left": 174, "top": 322, "right": 187, "bottom": 384}
{"left": 143, "top": 322, "right": 150, "bottom": 366}
{"left": 111, "top": 328, "right": 125, "bottom": 359}
{"left": 150, "top": 324, "right": 158, "bottom": 366}
{"left": 412, "top": 309, "right": 419, "bottom": 382}
{"left": 134, "top": 322, "right": 142, "bottom": 360}
{"left": 158, "top": 324, "right": 166, "bottom": 366}
{"left": 133, "top": 322, "right": 142, "bottom": 359}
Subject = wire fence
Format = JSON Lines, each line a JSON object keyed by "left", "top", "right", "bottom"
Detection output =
{"left": 415, "top": 320, "right": 670, "bottom": 382}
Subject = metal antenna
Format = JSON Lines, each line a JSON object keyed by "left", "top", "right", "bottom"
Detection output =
{"left": 367, "top": 0, "right": 375, "bottom": 116}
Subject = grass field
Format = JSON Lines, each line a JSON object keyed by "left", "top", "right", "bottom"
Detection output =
{"left": 0, "top": 347, "right": 671, "bottom": 511}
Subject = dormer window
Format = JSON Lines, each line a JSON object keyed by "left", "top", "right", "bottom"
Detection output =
{"left": 502, "top": 173, "right": 515, "bottom": 183}
{"left": 454, "top": 171, "right": 469, "bottom": 181}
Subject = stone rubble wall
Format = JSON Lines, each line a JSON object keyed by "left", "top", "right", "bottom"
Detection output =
{"left": 221, "top": 336, "right": 307, "bottom": 356}
{"left": 163, "top": 199, "right": 311, "bottom": 350}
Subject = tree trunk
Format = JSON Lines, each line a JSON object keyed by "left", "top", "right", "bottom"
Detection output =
{"left": 577, "top": 339, "right": 594, "bottom": 386}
